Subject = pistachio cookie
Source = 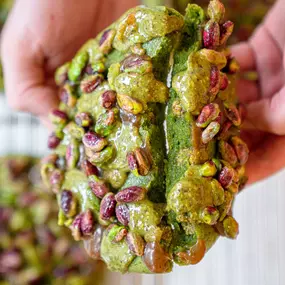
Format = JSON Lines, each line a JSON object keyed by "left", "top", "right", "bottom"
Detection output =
{"left": 42, "top": 0, "right": 248, "bottom": 273}
{"left": 0, "top": 156, "right": 100, "bottom": 284}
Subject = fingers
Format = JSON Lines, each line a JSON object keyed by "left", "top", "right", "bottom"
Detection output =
{"left": 242, "top": 85, "right": 285, "bottom": 135}
{"left": 250, "top": 24, "right": 285, "bottom": 98}
{"left": 236, "top": 78, "right": 259, "bottom": 104}
{"left": 245, "top": 134, "right": 285, "bottom": 184}
{"left": 1, "top": 11, "right": 58, "bottom": 118}
{"left": 230, "top": 42, "right": 256, "bottom": 72}
{"left": 263, "top": 0, "right": 285, "bottom": 52}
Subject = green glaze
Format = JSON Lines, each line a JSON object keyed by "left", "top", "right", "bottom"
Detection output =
{"left": 113, "top": 6, "right": 184, "bottom": 51}
{"left": 128, "top": 257, "right": 152, "bottom": 273}
{"left": 128, "top": 200, "right": 164, "bottom": 242}
{"left": 172, "top": 52, "right": 211, "bottom": 115}
{"left": 101, "top": 230, "right": 135, "bottom": 272}
{"left": 62, "top": 170, "right": 100, "bottom": 213}
{"left": 167, "top": 167, "right": 214, "bottom": 223}
{"left": 114, "top": 72, "right": 169, "bottom": 108}
{"left": 77, "top": 83, "right": 110, "bottom": 119}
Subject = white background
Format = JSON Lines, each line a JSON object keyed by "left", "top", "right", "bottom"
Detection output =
{"left": 1, "top": 96, "right": 284, "bottom": 285}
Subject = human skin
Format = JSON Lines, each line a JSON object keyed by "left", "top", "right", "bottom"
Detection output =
{"left": 231, "top": 0, "right": 285, "bottom": 184}
{"left": 1, "top": 0, "right": 284, "bottom": 184}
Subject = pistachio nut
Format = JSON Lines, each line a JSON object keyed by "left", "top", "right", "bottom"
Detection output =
{"left": 196, "top": 103, "right": 220, "bottom": 128}
{"left": 92, "top": 61, "right": 106, "bottom": 73}
{"left": 75, "top": 112, "right": 93, "bottom": 128}
{"left": 126, "top": 232, "right": 145, "bottom": 256}
{"left": 120, "top": 54, "right": 152, "bottom": 74}
{"left": 212, "top": 158, "right": 222, "bottom": 171}
{"left": 203, "top": 20, "right": 220, "bottom": 50}
{"left": 100, "top": 193, "right": 116, "bottom": 221}
{"left": 209, "top": 65, "right": 220, "bottom": 98}
{"left": 199, "top": 161, "right": 217, "bottom": 177}
{"left": 55, "top": 62, "right": 70, "bottom": 86}
{"left": 88, "top": 175, "right": 110, "bottom": 199}
{"left": 224, "top": 102, "right": 241, "bottom": 126}
{"left": 211, "top": 179, "right": 225, "bottom": 206}
{"left": 115, "top": 203, "right": 130, "bottom": 226}
{"left": 134, "top": 147, "right": 152, "bottom": 176}
{"left": 87, "top": 146, "right": 114, "bottom": 165}
{"left": 99, "top": 29, "right": 116, "bottom": 54}
{"left": 223, "top": 216, "right": 239, "bottom": 239}
{"left": 66, "top": 140, "right": 80, "bottom": 169}
{"left": 219, "top": 72, "right": 229, "bottom": 90}
{"left": 61, "top": 190, "right": 77, "bottom": 218}
{"left": 82, "top": 160, "right": 99, "bottom": 177}
{"left": 207, "top": 0, "right": 225, "bottom": 24}
{"left": 231, "top": 136, "right": 249, "bottom": 165}
{"left": 49, "top": 109, "right": 68, "bottom": 126}
{"left": 218, "top": 191, "right": 233, "bottom": 221}
{"left": 115, "top": 186, "right": 147, "bottom": 203}
{"left": 218, "top": 166, "right": 235, "bottom": 188}
{"left": 117, "top": 94, "right": 144, "bottom": 115}
{"left": 81, "top": 209, "right": 95, "bottom": 237}
{"left": 80, "top": 74, "right": 104, "bottom": 93}
{"left": 227, "top": 183, "right": 239, "bottom": 194}
{"left": 199, "top": 49, "right": 227, "bottom": 69}
{"left": 218, "top": 140, "right": 238, "bottom": 167}
{"left": 49, "top": 169, "right": 64, "bottom": 193}
{"left": 101, "top": 90, "right": 117, "bottom": 109}
{"left": 218, "top": 120, "right": 233, "bottom": 140}
{"left": 200, "top": 206, "right": 220, "bottom": 225}
{"left": 64, "top": 122, "right": 85, "bottom": 140}
{"left": 220, "top": 21, "right": 234, "bottom": 45}
{"left": 68, "top": 50, "right": 89, "bottom": 82}
{"left": 95, "top": 110, "right": 118, "bottom": 137}
{"left": 114, "top": 228, "right": 128, "bottom": 242}
{"left": 201, "top": 121, "right": 220, "bottom": 144}
{"left": 83, "top": 132, "right": 108, "bottom": 152}
{"left": 59, "top": 84, "right": 77, "bottom": 107}
{"left": 47, "top": 132, "right": 61, "bottom": 150}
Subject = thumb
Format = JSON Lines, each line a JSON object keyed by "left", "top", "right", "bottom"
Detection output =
{"left": 1, "top": 10, "right": 59, "bottom": 119}
{"left": 243, "top": 85, "right": 285, "bottom": 135}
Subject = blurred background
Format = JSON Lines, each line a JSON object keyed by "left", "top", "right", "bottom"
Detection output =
{"left": 1, "top": 0, "right": 284, "bottom": 284}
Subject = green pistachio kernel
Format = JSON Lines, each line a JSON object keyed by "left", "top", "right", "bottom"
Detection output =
{"left": 92, "top": 61, "right": 106, "bottom": 73}
{"left": 212, "top": 158, "right": 222, "bottom": 171}
{"left": 199, "top": 161, "right": 217, "bottom": 177}
{"left": 66, "top": 140, "right": 80, "bottom": 169}
{"left": 108, "top": 225, "right": 126, "bottom": 242}
{"left": 218, "top": 191, "right": 233, "bottom": 221}
{"left": 117, "top": 94, "right": 144, "bottom": 115}
{"left": 200, "top": 206, "right": 220, "bottom": 225}
{"left": 223, "top": 216, "right": 239, "bottom": 239}
{"left": 211, "top": 179, "right": 225, "bottom": 206}
{"left": 88, "top": 146, "right": 115, "bottom": 165}
{"left": 64, "top": 122, "right": 85, "bottom": 140}
{"left": 55, "top": 62, "right": 70, "bottom": 86}
{"left": 95, "top": 110, "right": 118, "bottom": 137}
{"left": 68, "top": 51, "right": 89, "bottom": 82}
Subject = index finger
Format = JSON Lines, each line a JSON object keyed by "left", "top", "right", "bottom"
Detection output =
{"left": 1, "top": 11, "right": 58, "bottom": 117}
{"left": 230, "top": 42, "right": 256, "bottom": 72}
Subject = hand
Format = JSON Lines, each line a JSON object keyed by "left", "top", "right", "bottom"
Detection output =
{"left": 231, "top": 0, "right": 285, "bottom": 184}
{"left": 1, "top": 0, "right": 138, "bottom": 126}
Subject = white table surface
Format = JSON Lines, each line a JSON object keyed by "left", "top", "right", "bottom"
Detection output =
{"left": 0, "top": 96, "right": 284, "bottom": 285}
